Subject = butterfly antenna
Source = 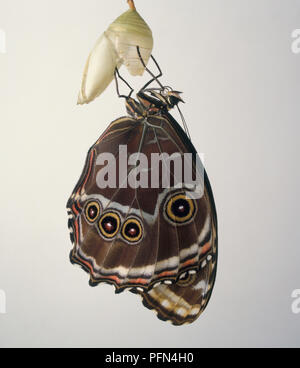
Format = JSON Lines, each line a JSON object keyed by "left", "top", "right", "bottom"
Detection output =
{"left": 114, "top": 68, "right": 134, "bottom": 99}
{"left": 177, "top": 104, "right": 191, "bottom": 141}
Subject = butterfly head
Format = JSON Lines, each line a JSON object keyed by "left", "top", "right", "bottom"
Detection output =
{"left": 142, "top": 87, "right": 184, "bottom": 110}
{"left": 152, "top": 88, "right": 185, "bottom": 109}
{"left": 126, "top": 87, "right": 184, "bottom": 117}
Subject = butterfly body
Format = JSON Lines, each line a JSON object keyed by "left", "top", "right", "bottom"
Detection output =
{"left": 67, "top": 89, "right": 217, "bottom": 325}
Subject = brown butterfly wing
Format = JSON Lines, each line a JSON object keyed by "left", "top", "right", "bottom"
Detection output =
{"left": 139, "top": 178, "right": 217, "bottom": 325}
{"left": 132, "top": 113, "right": 218, "bottom": 325}
{"left": 67, "top": 112, "right": 217, "bottom": 324}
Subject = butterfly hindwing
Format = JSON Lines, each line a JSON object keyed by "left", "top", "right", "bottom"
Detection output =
{"left": 140, "top": 177, "right": 217, "bottom": 325}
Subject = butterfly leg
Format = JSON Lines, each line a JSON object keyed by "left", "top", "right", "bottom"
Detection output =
{"left": 114, "top": 68, "right": 134, "bottom": 99}
{"left": 137, "top": 46, "right": 164, "bottom": 91}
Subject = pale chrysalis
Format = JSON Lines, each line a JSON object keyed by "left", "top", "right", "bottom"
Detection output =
{"left": 78, "top": 1, "right": 153, "bottom": 105}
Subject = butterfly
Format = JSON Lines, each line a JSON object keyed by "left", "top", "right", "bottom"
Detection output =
{"left": 67, "top": 52, "right": 218, "bottom": 326}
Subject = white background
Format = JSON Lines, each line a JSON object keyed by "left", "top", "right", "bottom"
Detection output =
{"left": 0, "top": 0, "right": 300, "bottom": 347}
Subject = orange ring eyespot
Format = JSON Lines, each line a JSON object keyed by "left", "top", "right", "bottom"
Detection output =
{"left": 164, "top": 193, "right": 197, "bottom": 225}
{"left": 121, "top": 217, "right": 143, "bottom": 244}
{"left": 98, "top": 212, "right": 121, "bottom": 239}
{"left": 85, "top": 201, "right": 101, "bottom": 223}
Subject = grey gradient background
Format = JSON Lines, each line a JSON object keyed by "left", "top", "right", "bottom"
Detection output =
{"left": 0, "top": 0, "right": 300, "bottom": 348}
